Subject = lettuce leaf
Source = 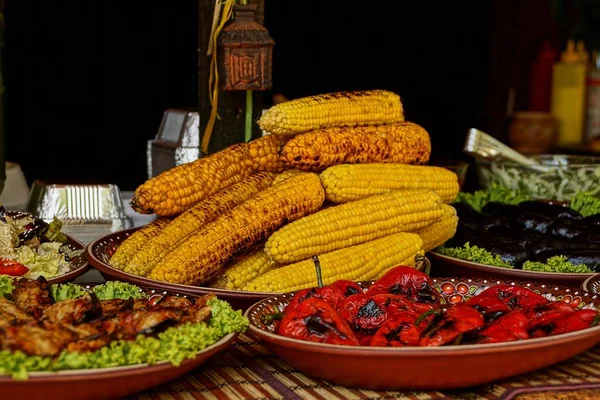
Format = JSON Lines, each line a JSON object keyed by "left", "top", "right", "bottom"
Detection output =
{"left": 0, "top": 275, "right": 14, "bottom": 298}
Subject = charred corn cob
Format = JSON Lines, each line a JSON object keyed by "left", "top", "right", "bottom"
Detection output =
{"left": 109, "top": 218, "right": 171, "bottom": 270}
{"left": 131, "top": 135, "right": 289, "bottom": 217}
{"left": 124, "top": 172, "right": 276, "bottom": 277}
{"left": 415, "top": 204, "right": 458, "bottom": 251}
{"left": 271, "top": 169, "right": 305, "bottom": 185}
{"left": 148, "top": 172, "right": 325, "bottom": 285}
{"left": 264, "top": 189, "right": 444, "bottom": 264}
{"left": 244, "top": 233, "right": 423, "bottom": 292}
{"left": 320, "top": 163, "right": 459, "bottom": 204}
{"left": 280, "top": 121, "right": 431, "bottom": 171}
{"left": 258, "top": 90, "right": 404, "bottom": 136}
{"left": 209, "top": 249, "right": 277, "bottom": 290}
{"left": 371, "top": 250, "right": 425, "bottom": 280}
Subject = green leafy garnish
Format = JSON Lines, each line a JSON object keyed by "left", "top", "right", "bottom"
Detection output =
{"left": 454, "top": 184, "right": 532, "bottom": 212}
{"left": 91, "top": 281, "right": 145, "bottom": 301}
{"left": 437, "top": 242, "right": 514, "bottom": 268}
{"left": 0, "top": 275, "right": 14, "bottom": 298}
{"left": 570, "top": 192, "right": 600, "bottom": 217}
{"left": 522, "top": 256, "right": 592, "bottom": 273}
{"left": 50, "top": 283, "right": 87, "bottom": 302}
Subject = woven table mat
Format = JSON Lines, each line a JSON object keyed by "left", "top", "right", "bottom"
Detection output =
{"left": 131, "top": 333, "right": 600, "bottom": 400}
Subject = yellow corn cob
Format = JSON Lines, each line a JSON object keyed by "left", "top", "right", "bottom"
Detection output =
{"left": 131, "top": 135, "right": 290, "bottom": 217}
{"left": 148, "top": 172, "right": 325, "bottom": 285}
{"left": 280, "top": 121, "right": 431, "bottom": 171}
{"left": 371, "top": 249, "right": 425, "bottom": 281}
{"left": 264, "top": 189, "right": 443, "bottom": 264}
{"left": 415, "top": 204, "right": 458, "bottom": 252}
{"left": 209, "top": 249, "right": 277, "bottom": 290}
{"left": 124, "top": 172, "right": 277, "bottom": 277}
{"left": 271, "top": 169, "right": 305, "bottom": 186}
{"left": 258, "top": 90, "right": 404, "bottom": 136}
{"left": 320, "top": 163, "right": 459, "bottom": 204}
{"left": 109, "top": 218, "right": 171, "bottom": 270}
{"left": 244, "top": 233, "right": 422, "bottom": 292}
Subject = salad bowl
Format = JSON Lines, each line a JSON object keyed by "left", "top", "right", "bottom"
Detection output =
{"left": 246, "top": 277, "right": 600, "bottom": 391}
{"left": 0, "top": 282, "right": 243, "bottom": 400}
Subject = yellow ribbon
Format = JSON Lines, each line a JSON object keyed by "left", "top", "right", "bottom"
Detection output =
{"left": 201, "top": 0, "right": 235, "bottom": 155}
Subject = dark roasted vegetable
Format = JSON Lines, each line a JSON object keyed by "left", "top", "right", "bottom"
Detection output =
{"left": 551, "top": 217, "right": 589, "bottom": 240}
{"left": 516, "top": 201, "right": 582, "bottom": 220}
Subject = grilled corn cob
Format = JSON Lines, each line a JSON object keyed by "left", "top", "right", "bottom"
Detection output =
{"left": 109, "top": 218, "right": 171, "bottom": 270}
{"left": 264, "top": 189, "right": 443, "bottom": 264}
{"left": 320, "top": 163, "right": 459, "bottom": 204}
{"left": 131, "top": 135, "right": 289, "bottom": 217}
{"left": 258, "top": 90, "right": 404, "bottom": 136}
{"left": 371, "top": 250, "right": 425, "bottom": 280}
{"left": 148, "top": 172, "right": 325, "bottom": 285}
{"left": 209, "top": 249, "right": 277, "bottom": 290}
{"left": 415, "top": 204, "right": 458, "bottom": 252}
{"left": 244, "top": 233, "right": 422, "bottom": 292}
{"left": 280, "top": 121, "right": 431, "bottom": 171}
{"left": 124, "top": 172, "right": 276, "bottom": 277}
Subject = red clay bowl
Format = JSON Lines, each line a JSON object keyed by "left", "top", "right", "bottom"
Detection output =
{"left": 245, "top": 277, "right": 600, "bottom": 391}
{"left": 1, "top": 284, "right": 237, "bottom": 400}
{"left": 85, "top": 227, "right": 427, "bottom": 312}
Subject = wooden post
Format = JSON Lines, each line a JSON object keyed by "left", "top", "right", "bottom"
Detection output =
{"left": 198, "top": 0, "right": 266, "bottom": 155}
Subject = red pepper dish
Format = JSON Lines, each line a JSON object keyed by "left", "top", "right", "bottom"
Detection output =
{"left": 274, "top": 266, "right": 600, "bottom": 347}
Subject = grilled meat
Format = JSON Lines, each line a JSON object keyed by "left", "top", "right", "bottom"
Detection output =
{"left": 2, "top": 324, "right": 75, "bottom": 356}
{"left": 151, "top": 295, "right": 195, "bottom": 313}
{"left": 117, "top": 308, "right": 183, "bottom": 338}
{"left": 42, "top": 292, "right": 102, "bottom": 325}
{"left": 11, "top": 276, "right": 53, "bottom": 319}
{"left": 100, "top": 298, "right": 133, "bottom": 317}
{"left": 0, "top": 297, "right": 34, "bottom": 329}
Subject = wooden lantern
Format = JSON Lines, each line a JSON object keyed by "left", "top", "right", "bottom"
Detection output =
{"left": 219, "top": 3, "right": 274, "bottom": 91}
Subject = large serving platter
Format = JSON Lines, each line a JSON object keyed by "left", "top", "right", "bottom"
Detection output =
{"left": 246, "top": 277, "right": 600, "bottom": 391}
{"left": 85, "top": 227, "right": 427, "bottom": 311}
{"left": 1, "top": 284, "right": 238, "bottom": 400}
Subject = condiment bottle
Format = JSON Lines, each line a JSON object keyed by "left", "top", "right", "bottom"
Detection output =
{"left": 529, "top": 42, "right": 557, "bottom": 112}
{"left": 551, "top": 39, "right": 587, "bottom": 146}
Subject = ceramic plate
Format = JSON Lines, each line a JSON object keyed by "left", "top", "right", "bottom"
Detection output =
{"left": 428, "top": 251, "right": 594, "bottom": 288}
{"left": 0, "top": 285, "right": 238, "bottom": 400}
{"left": 84, "top": 228, "right": 427, "bottom": 312}
{"left": 3, "top": 211, "right": 89, "bottom": 284}
{"left": 246, "top": 277, "right": 600, "bottom": 391}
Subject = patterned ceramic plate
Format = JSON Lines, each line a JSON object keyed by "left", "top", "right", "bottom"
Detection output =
{"left": 246, "top": 277, "right": 600, "bottom": 391}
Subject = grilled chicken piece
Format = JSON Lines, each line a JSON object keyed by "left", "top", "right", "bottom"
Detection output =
{"left": 194, "top": 294, "right": 215, "bottom": 308}
{"left": 117, "top": 308, "right": 182, "bottom": 339}
{"left": 181, "top": 305, "right": 211, "bottom": 325}
{"left": 133, "top": 298, "right": 150, "bottom": 311}
{"left": 12, "top": 276, "right": 53, "bottom": 319}
{"left": 2, "top": 324, "right": 74, "bottom": 356}
{"left": 60, "top": 321, "right": 114, "bottom": 352}
{"left": 42, "top": 292, "right": 102, "bottom": 325}
{"left": 99, "top": 298, "right": 133, "bottom": 317}
{"left": 151, "top": 296, "right": 195, "bottom": 313}
{"left": 0, "top": 297, "right": 34, "bottom": 329}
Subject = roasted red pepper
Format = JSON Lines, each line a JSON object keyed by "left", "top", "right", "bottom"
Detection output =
{"left": 370, "top": 293, "right": 435, "bottom": 316}
{"left": 0, "top": 258, "right": 29, "bottom": 276}
{"left": 547, "top": 309, "right": 600, "bottom": 336}
{"left": 315, "top": 286, "right": 347, "bottom": 311}
{"left": 477, "top": 311, "right": 529, "bottom": 343}
{"left": 527, "top": 301, "right": 576, "bottom": 336}
{"left": 420, "top": 305, "right": 485, "bottom": 346}
{"left": 326, "top": 279, "right": 363, "bottom": 298}
{"left": 472, "top": 285, "right": 549, "bottom": 311}
{"left": 367, "top": 266, "right": 440, "bottom": 307}
{"left": 339, "top": 293, "right": 389, "bottom": 333}
{"left": 370, "top": 311, "right": 422, "bottom": 347}
{"left": 283, "top": 288, "right": 318, "bottom": 313}
{"left": 277, "top": 297, "right": 359, "bottom": 346}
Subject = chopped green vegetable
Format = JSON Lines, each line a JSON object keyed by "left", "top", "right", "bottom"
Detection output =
{"left": 454, "top": 184, "right": 532, "bottom": 212}
{"left": 437, "top": 242, "right": 514, "bottom": 268}
{"left": 522, "top": 256, "right": 592, "bottom": 273}
{"left": 0, "top": 275, "right": 14, "bottom": 298}
{"left": 0, "top": 294, "right": 248, "bottom": 379}
{"left": 42, "top": 216, "right": 68, "bottom": 243}
{"left": 91, "top": 281, "right": 145, "bottom": 301}
{"left": 50, "top": 283, "right": 87, "bottom": 302}
{"left": 570, "top": 192, "right": 600, "bottom": 217}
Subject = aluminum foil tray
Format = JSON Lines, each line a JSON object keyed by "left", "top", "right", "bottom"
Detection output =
{"left": 26, "top": 181, "right": 134, "bottom": 234}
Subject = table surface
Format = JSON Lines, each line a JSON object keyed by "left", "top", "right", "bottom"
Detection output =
{"left": 65, "top": 193, "right": 600, "bottom": 400}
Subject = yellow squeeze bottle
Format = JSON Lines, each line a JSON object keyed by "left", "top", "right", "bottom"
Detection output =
{"left": 551, "top": 39, "right": 587, "bottom": 146}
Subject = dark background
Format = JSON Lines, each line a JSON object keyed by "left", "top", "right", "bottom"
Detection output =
{"left": 2, "top": 0, "right": 591, "bottom": 191}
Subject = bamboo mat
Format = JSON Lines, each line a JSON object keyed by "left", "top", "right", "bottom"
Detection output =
{"left": 129, "top": 332, "right": 600, "bottom": 400}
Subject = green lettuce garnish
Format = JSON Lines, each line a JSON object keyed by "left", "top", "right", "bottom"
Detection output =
{"left": 16, "top": 242, "right": 71, "bottom": 280}
{"left": 570, "top": 192, "right": 600, "bottom": 217}
{"left": 91, "top": 281, "right": 145, "bottom": 301}
{"left": 437, "top": 242, "right": 514, "bottom": 268}
{"left": 522, "top": 255, "right": 592, "bottom": 273}
{"left": 0, "top": 285, "right": 248, "bottom": 379}
{"left": 50, "top": 283, "right": 87, "bottom": 302}
{"left": 0, "top": 275, "right": 14, "bottom": 298}
{"left": 454, "top": 183, "right": 532, "bottom": 212}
